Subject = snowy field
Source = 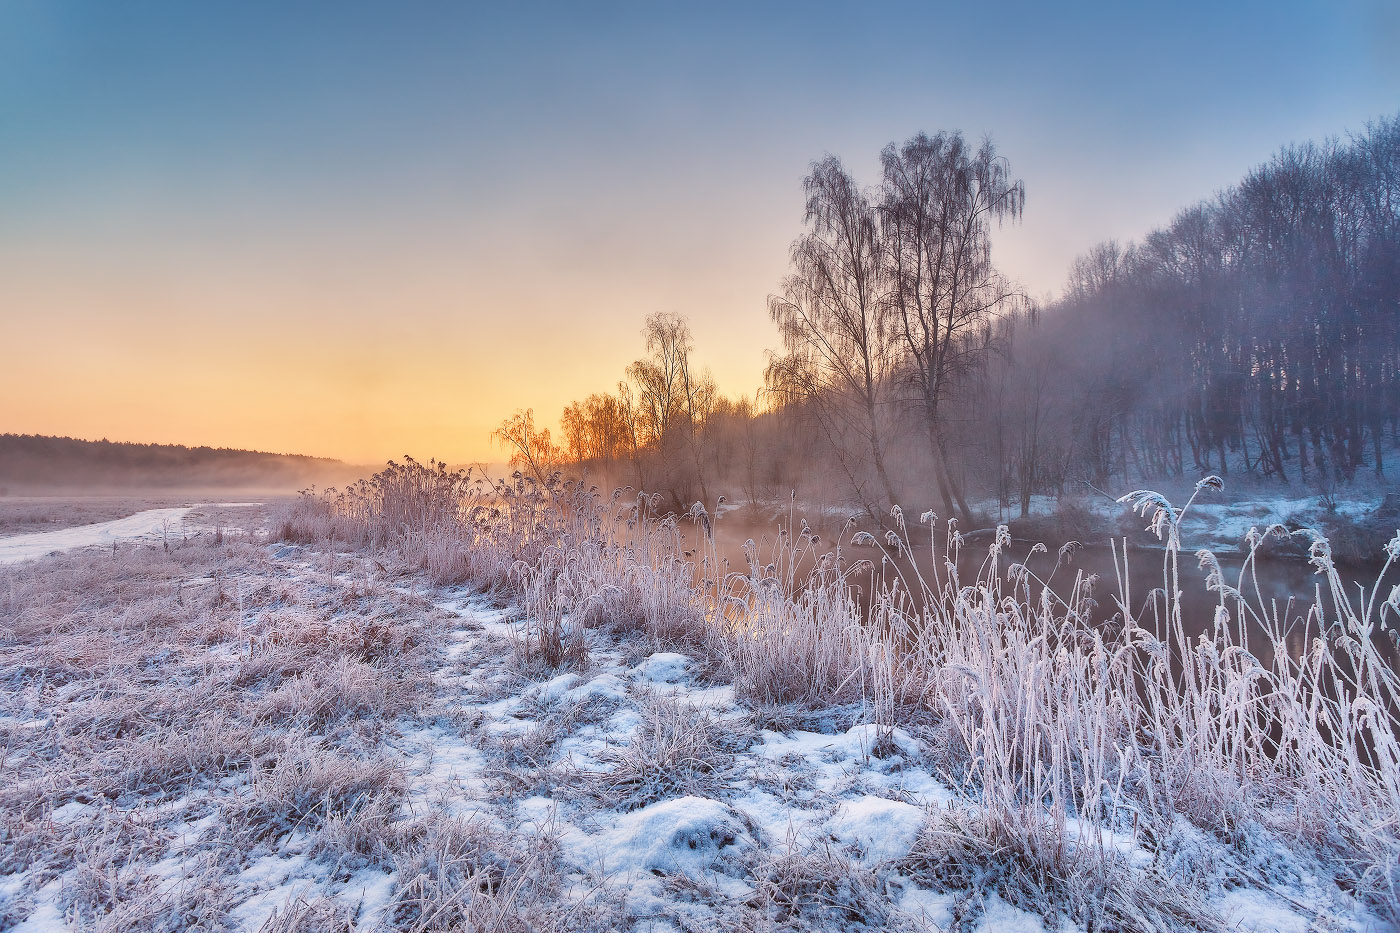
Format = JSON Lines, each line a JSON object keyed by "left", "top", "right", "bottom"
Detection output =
{"left": 0, "top": 508, "right": 197, "bottom": 566}
{"left": 0, "top": 502, "right": 267, "bottom": 566}
{"left": 0, "top": 499, "right": 196, "bottom": 538}
{"left": 0, "top": 500, "right": 1390, "bottom": 932}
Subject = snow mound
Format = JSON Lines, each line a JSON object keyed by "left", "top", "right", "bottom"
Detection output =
{"left": 896, "top": 883, "right": 954, "bottom": 928}
{"left": 829, "top": 724, "right": 921, "bottom": 761}
{"left": 578, "top": 796, "right": 750, "bottom": 882}
{"left": 827, "top": 796, "right": 926, "bottom": 863}
{"left": 537, "top": 672, "right": 582, "bottom": 703}
{"left": 563, "top": 672, "right": 629, "bottom": 705}
{"left": 978, "top": 893, "right": 1046, "bottom": 932}
{"left": 1221, "top": 890, "right": 1309, "bottom": 933}
{"left": 634, "top": 652, "right": 692, "bottom": 685}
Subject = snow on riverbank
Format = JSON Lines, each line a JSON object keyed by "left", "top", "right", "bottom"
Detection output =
{"left": 971, "top": 487, "right": 1395, "bottom": 557}
{"left": 0, "top": 503, "right": 263, "bottom": 565}
{"left": 0, "top": 507, "right": 196, "bottom": 565}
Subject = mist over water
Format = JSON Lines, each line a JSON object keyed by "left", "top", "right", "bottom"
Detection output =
{"left": 684, "top": 512, "right": 1400, "bottom": 668}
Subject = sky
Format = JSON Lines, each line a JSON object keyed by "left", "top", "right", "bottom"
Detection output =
{"left": 1, "top": 0, "right": 1397, "bottom": 464}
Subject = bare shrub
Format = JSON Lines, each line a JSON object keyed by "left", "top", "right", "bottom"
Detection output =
{"left": 276, "top": 462, "right": 711, "bottom": 653}
{"left": 1006, "top": 496, "right": 1106, "bottom": 546}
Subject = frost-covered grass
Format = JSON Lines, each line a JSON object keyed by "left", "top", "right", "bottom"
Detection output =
{"left": 277, "top": 461, "right": 1399, "bottom": 929}
{"left": 2, "top": 462, "right": 1395, "bottom": 930}
{"left": 0, "top": 534, "right": 622, "bottom": 931}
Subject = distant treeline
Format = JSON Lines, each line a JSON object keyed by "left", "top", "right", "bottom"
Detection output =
{"left": 500, "top": 116, "right": 1400, "bottom": 523}
{"left": 0, "top": 434, "right": 359, "bottom": 494}
{"left": 1012, "top": 116, "right": 1400, "bottom": 495}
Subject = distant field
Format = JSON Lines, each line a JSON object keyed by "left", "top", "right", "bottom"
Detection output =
{"left": 0, "top": 497, "right": 278, "bottom": 541}
{"left": 184, "top": 500, "right": 278, "bottom": 536}
{"left": 0, "top": 497, "right": 192, "bottom": 537}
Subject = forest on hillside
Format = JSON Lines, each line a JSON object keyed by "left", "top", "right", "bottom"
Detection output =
{"left": 0, "top": 434, "right": 356, "bottom": 493}
{"left": 499, "top": 116, "right": 1400, "bottom": 524}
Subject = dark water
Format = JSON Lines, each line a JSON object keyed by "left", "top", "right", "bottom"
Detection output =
{"left": 684, "top": 515, "right": 1400, "bottom": 666}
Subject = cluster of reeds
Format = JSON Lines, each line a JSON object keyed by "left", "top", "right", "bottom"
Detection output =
{"left": 852, "top": 479, "right": 1400, "bottom": 919}
{"left": 283, "top": 461, "right": 1400, "bottom": 920}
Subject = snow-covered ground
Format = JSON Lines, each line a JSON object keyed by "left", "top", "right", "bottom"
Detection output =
{"left": 0, "top": 536, "right": 1383, "bottom": 931}
{"left": 1178, "top": 495, "right": 1375, "bottom": 551}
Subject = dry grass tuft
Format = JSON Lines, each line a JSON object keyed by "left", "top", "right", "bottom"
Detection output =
{"left": 385, "top": 814, "right": 622, "bottom": 933}
{"left": 258, "top": 895, "right": 356, "bottom": 933}
{"left": 219, "top": 748, "right": 404, "bottom": 851}
{"left": 901, "top": 809, "right": 1222, "bottom": 932}
{"left": 742, "top": 839, "right": 896, "bottom": 930}
{"left": 577, "top": 692, "right": 744, "bottom": 811}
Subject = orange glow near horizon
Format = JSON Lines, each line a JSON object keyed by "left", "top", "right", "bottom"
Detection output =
{"left": 0, "top": 212, "right": 788, "bottom": 464}
{"left": 3, "top": 4, "right": 1395, "bottom": 465}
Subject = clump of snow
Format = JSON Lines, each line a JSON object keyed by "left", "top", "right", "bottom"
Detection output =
{"left": 515, "top": 794, "right": 559, "bottom": 833}
{"left": 759, "top": 723, "right": 922, "bottom": 771}
{"left": 978, "top": 893, "right": 1048, "bottom": 932}
{"left": 831, "top": 723, "right": 921, "bottom": 761}
{"left": 568, "top": 795, "right": 750, "bottom": 882}
{"left": 827, "top": 796, "right": 927, "bottom": 864}
{"left": 562, "top": 672, "right": 629, "bottom": 705}
{"left": 1221, "top": 889, "right": 1310, "bottom": 933}
{"left": 536, "top": 671, "right": 583, "bottom": 703}
{"left": 895, "top": 882, "right": 955, "bottom": 929}
{"left": 345, "top": 867, "right": 396, "bottom": 928}
{"left": 633, "top": 652, "right": 692, "bottom": 684}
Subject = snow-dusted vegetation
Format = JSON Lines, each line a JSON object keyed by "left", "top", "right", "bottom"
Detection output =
{"left": 6, "top": 4, "right": 1398, "bottom": 930}
{"left": 6, "top": 462, "right": 1392, "bottom": 930}
{"left": 536, "top": 119, "right": 1400, "bottom": 537}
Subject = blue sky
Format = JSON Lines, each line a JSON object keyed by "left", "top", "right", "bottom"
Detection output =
{"left": 1, "top": 0, "right": 1396, "bottom": 460}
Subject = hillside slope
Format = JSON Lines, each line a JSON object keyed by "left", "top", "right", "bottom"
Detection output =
{"left": 0, "top": 434, "right": 362, "bottom": 494}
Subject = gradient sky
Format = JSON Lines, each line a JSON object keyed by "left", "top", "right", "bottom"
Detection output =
{"left": 2, "top": 1, "right": 1397, "bottom": 464}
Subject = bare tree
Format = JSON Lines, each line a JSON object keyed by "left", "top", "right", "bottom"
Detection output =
{"left": 560, "top": 391, "right": 634, "bottom": 482}
{"left": 880, "top": 131, "right": 1025, "bottom": 522}
{"left": 767, "top": 156, "right": 901, "bottom": 520}
{"left": 626, "top": 312, "right": 717, "bottom": 507}
{"left": 494, "top": 409, "right": 563, "bottom": 485}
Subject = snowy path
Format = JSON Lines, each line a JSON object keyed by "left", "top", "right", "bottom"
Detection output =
{"left": 0, "top": 507, "right": 195, "bottom": 565}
